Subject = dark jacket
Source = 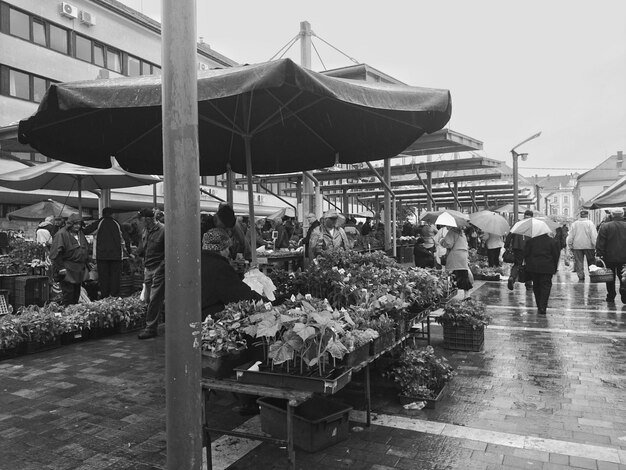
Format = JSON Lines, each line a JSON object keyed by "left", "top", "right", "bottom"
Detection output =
{"left": 49, "top": 227, "right": 90, "bottom": 284}
{"left": 504, "top": 232, "right": 527, "bottom": 251}
{"left": 84, "top": 216, "right": 124, "bottom": 261}
{"left": 413, "top": 243, "right": 435, "bottom": 268}
{"left": 303, "top": 220, "right": 320, "bottom": 258}
{"left": 201, "top": 251, "right": 258, "bottom": 320}
{"left": 137, "top": 222, "right": 165, "bottom": 269}
{"left": 523, "top": 234, "right": 560, "bottom": 274}
{"left": 596, "top": 216, "right": 626, "bottom": 264}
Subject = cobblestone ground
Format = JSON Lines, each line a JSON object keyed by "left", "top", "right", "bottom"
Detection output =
{"left": 1, "top": 263, "right": 625, "bottom": 469}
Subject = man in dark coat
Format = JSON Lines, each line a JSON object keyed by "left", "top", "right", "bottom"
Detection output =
{"left": 201, "top": 228, "right": 259, "bottom": 320}
{"left": 136, "top": 208, "right": 165, "bottom": 339}
{"left": 49, "top": 213, "right": 90, "bottom": 305}
{"left": 523, "top": 233, "right": 561, "bottom": 315}
{"left": 302, "top": 213, "right": 320, "bottom": 259}
{"left": 595, "top": 207, "right": 626, "bottom": 304}
{"left": 84, "top": 207, "right": 125, "bottom": 298}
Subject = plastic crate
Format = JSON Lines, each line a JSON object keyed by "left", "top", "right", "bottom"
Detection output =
{"left": 0, "top": 273, "right": 27, "bottom": 307}
{"left": 14, "top": 276, "right": 49, "bottom": 309}
{"left": 442, "top": 324, "right": 484, "bottom": 351}
{"left": 257, "top": 396, "right": 352, "bottom": 452}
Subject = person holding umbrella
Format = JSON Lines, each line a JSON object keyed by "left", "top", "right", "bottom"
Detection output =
{"left": 469, "top": 210, "right": 510, "bottom": 268}
{"left": 504, "top": 210, "right": 534, "bottom": 290}
{"left": 437, "top": 211, "right": 473, "bottom": 298}
{"left": 520, "top": 221, "right": 561, "bottom": 315}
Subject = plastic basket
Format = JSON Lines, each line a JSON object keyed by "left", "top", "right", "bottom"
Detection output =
{"left": 14, "top": 276, "right": 49, "bottom": 309}
{"left": 442, "top": 324, "right": 484, "bottom": 352}
{"left": 589, "top": 259, "right": 613, "bottom": 283}
{"left": 257, "top": 396, "right": 352, "bottom": 452}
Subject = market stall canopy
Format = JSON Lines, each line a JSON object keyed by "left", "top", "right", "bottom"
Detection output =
{"left": 18, "top": 59, "right": 452, "bottom": 176}
{"left": 583, "top": 175, "right": 626, "bottom": 209}
{"left": 0, "top": 157, "right": 161, "bottom": 192}
{"left": 7, "top": 199, "right": 89, "bottom": 221}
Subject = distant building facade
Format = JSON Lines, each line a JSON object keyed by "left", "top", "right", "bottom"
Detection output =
{"left": 528, "top": 174, "right": 578, "bottom": 218}
{"left": 576, "top": 151, "right": 625, "bottom": 209}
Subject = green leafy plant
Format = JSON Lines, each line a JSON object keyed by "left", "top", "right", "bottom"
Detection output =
{"left": 0, "top": 315, "right": 22, "bottom": 350}
{"left": 200, "top": 312, "right": 247, "bottom": 355}
{"left": 385, "top": 345, "right": 455, "bottom": 399}
{"left": 436, "top": 298, "right": 491, "bottom": 329}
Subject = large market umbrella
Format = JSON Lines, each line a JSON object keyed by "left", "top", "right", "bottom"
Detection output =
{"left": 510, "top": 217, "right": 556, "bottom": 238}
{"left": 420, "top": 209, "right": 469, "bottom": 226}
{"left": 469, "top": 210, "right": 510, "bottom": 235}
{"left": 17, "top": 59, "right": 451, "bottom": 176}
{"left": 583, "top": 174, "right": 626, "bottom": 209}
{"left": 0, "top": 157, "right": 161, "bottom": 212}
{"left": 434, "top": 211, "right": 469, "bottom": 228}
{"left": 7, "top": 198, "right": 88, "bottom": 221}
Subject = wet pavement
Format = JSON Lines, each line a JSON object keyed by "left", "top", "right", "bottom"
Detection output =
{"left": 1, "top": 263, "right": 626, "bottom": 469}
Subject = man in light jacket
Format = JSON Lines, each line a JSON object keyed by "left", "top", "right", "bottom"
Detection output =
{"left": 567, "top": 210, "right": 597, "bottom": 281}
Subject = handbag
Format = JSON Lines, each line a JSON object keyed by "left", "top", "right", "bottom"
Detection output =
{"left": 517, "top": 265, "right": 527, "bottom": 283}
{"left": 503, "top": 248, "right": 515, "bottom": 264}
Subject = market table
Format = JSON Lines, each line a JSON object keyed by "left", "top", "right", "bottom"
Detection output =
{"left": 201, "top": 378, "right": 313, "bottom": 470}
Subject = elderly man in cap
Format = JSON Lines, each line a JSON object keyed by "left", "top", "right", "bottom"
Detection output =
{"left": 36, "top": 215, "right": 55, "bottom": 247}
{"left": 567, "top": 209, "right": 597, "bottom": 281}
{"left": 49, "top": 213, "right": 90, "bottom": 305}
{"left": 308, "top": 209, "right": 350, "bottom": 258}
{"left": 596, "top": 207, "right": 626, "bottom": 304}
{"left": 136, "top": 208, "right": 165, "bottom": 339}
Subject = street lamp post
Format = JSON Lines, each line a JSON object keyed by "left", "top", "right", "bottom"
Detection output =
{"left": 511, "top": 132, "right": 542, "bottom": 223}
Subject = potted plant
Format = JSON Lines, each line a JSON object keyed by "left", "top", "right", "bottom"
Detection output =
{"left": 13, "top": 306, "right": 63, "bottom": 354}
{"left": 199, "top": 310, "right": 250, "bottom": 378}
{"left": 0, "top": 314, "right": 24, "bottom": 359}
{"left": 385, "top": 345, "right": 455, "bottom": 409}
{"left": 435, "top": 298, "right": 491, "bottom": 351}
{"left": 339, "top": 327, "right": 378, "bottom": 368}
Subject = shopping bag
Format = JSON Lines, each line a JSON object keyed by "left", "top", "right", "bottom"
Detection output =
{"left": 502, "top": 248, "right": 515, "bottom": 264}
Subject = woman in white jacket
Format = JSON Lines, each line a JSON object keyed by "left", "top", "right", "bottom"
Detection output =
{"left": 440, "top": 227, "right": 473, "bottom": 297}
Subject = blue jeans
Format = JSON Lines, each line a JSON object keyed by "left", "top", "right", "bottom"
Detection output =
{"left": 143, "top": 261, "right": 165, "bottom": 332}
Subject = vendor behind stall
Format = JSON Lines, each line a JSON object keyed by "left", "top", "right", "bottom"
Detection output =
{"left": 201, "top": 228, "right": 260, "bottom": 321}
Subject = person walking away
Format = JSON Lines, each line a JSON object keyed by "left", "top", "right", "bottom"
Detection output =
{"left": 440, "top": 226, "right": 473, "bottom": 298}
{"left": 505, "top": 209, "right": 534, "bottom": 290}
{"left": 480, "top": 231, "right": 504, "bottom": 267}
{"left": 413, "top": 237, "right": 435, "bottom": 268}
{"left": 36, "top": 216, "right": 55, "bottom": 247}
{"left": 136, "top": 208, "right": 165, "bottom": 339}
{"left": 49, "top": 214, "right": 90, "bottom": 305}
{"left": 309, "top": 210, "right": 350, "bottom": 258}
{"left": 83, "top": 207, "right": 125, "bottom": 298}
{"left": 595, "top": 207, "right": 626, "bottom": 304}
{"left": 523, "top": 233, "right": 560, "bottom": 315}
{"left": 567, "top": 210, "right": 597, "bottom": 281}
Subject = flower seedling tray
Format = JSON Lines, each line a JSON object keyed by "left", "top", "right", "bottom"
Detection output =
{"left": 234, "top": 361, "right": 352, "bottom": 395}
{"left": 399, "top": 383, "right": 449, "bottom": 410}
{"left": 60, "top": 329, "right": 89, "bottom": 345}
{"left": 442, "top": 324, "right": 484, "bottom": 352}
{"left": 24, "top": 338, "right": 61, "bottom": 355}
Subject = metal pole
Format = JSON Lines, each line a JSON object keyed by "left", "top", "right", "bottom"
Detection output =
{"left": 300, "top": 21, "right": 315, "bottom": 236}
{"left": 77, "top": 177, "right": 82, "bottom": 214}
{"left": 162, "top": 0, "right": 202, "bottom": 468}
{"left": 383, "top": 159, "right": 391, "bottom": 252}
{"left": 512, "top": 151, "right": 519, "bottom": 223}
{"left": 245, "top": 135, "right": 257, "bottom": 265}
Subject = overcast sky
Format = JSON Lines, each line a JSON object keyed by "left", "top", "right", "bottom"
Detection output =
{"left": 123, "top": 0, "right": 625, "bottom": 177}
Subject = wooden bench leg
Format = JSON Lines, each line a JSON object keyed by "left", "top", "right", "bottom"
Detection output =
{"left": 365, "top": 364, "right": 371, "bottom": 427}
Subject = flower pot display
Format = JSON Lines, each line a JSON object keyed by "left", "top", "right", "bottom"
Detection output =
{"left": 370, "top": 329, "right": 396, "bottom": 356}
{"left": 442, "top": 324, "right": 484, "bottom": 352}
{"left": 436, "top": 298, "right": 491, "bottom": 352}
{"left": 385, "top": 345, "right": 455, "bottom": 408}
{"left": 340, "top": 342, "right": 371, "bottom": 369}
{"left": 24, "top": 338, "right": 61, "bottom": 354}
{"left": 60, "top": 329, "right": 89, "bottom": 345}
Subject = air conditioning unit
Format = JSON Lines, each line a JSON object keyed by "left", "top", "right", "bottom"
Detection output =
{"left": 79, "top": 10, "right": 96, "bottom": 26}
{"left": 59, "top": 2, "right": 78, "bottom": 19}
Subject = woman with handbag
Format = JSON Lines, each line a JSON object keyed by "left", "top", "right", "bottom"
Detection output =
{"left": 440, "top": 226, "right": 473, "bottom": 298}
{"left": 523, "top": 233, "right": 561, "bottom": 315}
{"left": 504, "top": 210, "right": 534, "bottom": 291}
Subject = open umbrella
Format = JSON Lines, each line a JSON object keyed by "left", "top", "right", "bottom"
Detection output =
{"left": 420, "top": 209, "right": 469, "bottom": 226}
{"left": 7, "top": 199, "right": 88, "bottom": 221}
{"left": 0, "top": 157, "right": 161, "bottom": 212}
{"left": 469, "top": 210, "right": 510, "bottom": 235}
{"left": 435, "top": 210, "right": 469, "bottom": 228}
{"left": 510, "top": 217, "right": 555, "bottom": 238}
{"left": 18, "top": 59, "right": 451, "bottom": 176}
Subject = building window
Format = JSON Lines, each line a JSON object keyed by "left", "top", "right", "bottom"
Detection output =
{"left": 564, "top": 208, "right": 569, "bottom": 216}
{"left": 75, "top": 34, "right": 92, "bottom": 62}
{"left": 128, "top": 55, "right": 141, "bottom": 76}
{"left": 49, "top": 23, "right": 68, "bottom": 54}
{"left": 9, "top": 7, "right": 29, "bottom": 40}
{"left": 32, "top": 18, "right": 47, "bottom": 46}
{"left": 2, "top": 65, "right": 56, "bottom": 103}
{"left": 563, "top": 195, "right": 569, "bottom": 205}
{"left": 107, "top": 48, "right": 122, "bottom": 73}
{"left": 94, "top": 43, "right": 105, "bottom": 67}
